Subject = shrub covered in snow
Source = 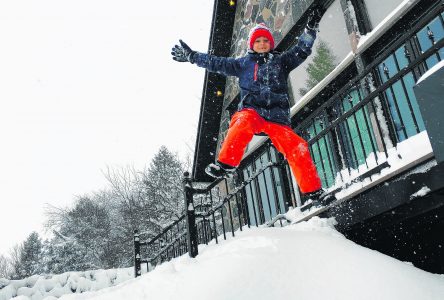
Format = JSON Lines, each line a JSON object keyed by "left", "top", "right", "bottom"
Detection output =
{"left": 0, "top": 268, "right": 134, "bottom": 300}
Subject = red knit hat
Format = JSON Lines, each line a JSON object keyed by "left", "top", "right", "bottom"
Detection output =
{"left": 248, "top": 23, "right": 275, "bottom": 50}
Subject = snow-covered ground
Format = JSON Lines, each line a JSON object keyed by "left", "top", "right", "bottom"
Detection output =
{"left": 5, "top": 213, "right": 443, "bottom": 300}
{"left": 0, "top": 268, "right": 134, "bottom": 300}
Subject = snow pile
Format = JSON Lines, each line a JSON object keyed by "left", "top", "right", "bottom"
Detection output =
{"left": 0, "top": 268, "right": 133, "bottom": 300}
{"left": 410, "top": 186, "right": 432, "bottom": 200}
{"left": 16, "top": 216, "right": 442, "bottom": 300}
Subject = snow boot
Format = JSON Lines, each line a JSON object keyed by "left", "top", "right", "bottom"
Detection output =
{"left": 305, "top": 189, "right": 336, "bottom": 207}
{"left": 205, "top": 161, "right": 236, "bottom": 178}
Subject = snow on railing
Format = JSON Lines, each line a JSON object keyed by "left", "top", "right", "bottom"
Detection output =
{"left": 331, "top": 131, "right": 434, "bottom": 201}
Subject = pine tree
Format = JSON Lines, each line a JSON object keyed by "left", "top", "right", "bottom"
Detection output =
{"left": 299, "top": 39, "right": 337, "bottom": 96}
{"left": 143, "top": 146, "right": 185, "bottom": 224}
{"left": 15, "top": 232, "right": 43, "bottom": 278}
{"left": 40, "top": 233, "right": 92, "bottom": 274}
{"left": 43, "top": 196, "right": 128, "bottom": 273}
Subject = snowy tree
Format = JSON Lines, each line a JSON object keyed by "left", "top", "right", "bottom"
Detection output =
{"left": 104, "top": 146, "right": 185, "bottom": 234}
{"left": 44, "top": 195, "right": 130, "bottom": 272}
{"left": 103, "top": 164, "right": 162, "bottom": 248}
{"left": 41, "top": 145, "right": 187, "bottom": 272}
{"left": 0, "top": 254, "right": 12, "bottom": 279}
{"left": 143, "top": 146, "right": 185, "bottom": 223}
{"left": 7, "top": 233, "right": 43, "bottom": 279}
{"left": 299, "top": 39, "right": 337, "bottom": 96}
{"left": 40, "top": 232, "right": 93, "bottom": 274}
{"left": 16, "top": 232, "right": 43, "bottom": 278}
{"left": 8, "top": 243, "right": 23, "bottom": 279}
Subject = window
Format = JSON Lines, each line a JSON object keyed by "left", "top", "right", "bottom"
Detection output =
{"left": 340, "top": 89, "right": 378, "bottom": 168}
{"left": 364, "top": 0, "right": 405, "bottom": 28}
{"left": 290, "top": 5, "right": 443, "bottom": 198}
{"left": 414, "top": 14, "right": 444, "bottom": 70}
{"left": 242, "top": 147, "right": 287, "bottom": 225}
{"left": 243, "top": 165, "right": 261, "bottom": 226}
{"left": 374, "top": 14, "right": 444, "bottom": 142}
{"left": 302, "top": 84, "right": 380, "bottom": 190}
{"left": 305, "top": 117, "right": 337, "bottom": 188}
{"left": 289, "top": 0, "right": 351, "bottom": 103}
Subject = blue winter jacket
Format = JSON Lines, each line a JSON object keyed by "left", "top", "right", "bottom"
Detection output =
{"left": 192, "top": 28, "right": 317, "bottom": 125}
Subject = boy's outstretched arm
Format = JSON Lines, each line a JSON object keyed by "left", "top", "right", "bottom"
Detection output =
{"left": 281, "top": 5, "right": 326, "bottom": 71}
{"left": 171, "top": 40, "right": 241, "bottom": 77}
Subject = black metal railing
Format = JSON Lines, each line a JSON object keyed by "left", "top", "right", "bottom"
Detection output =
{"left": 133, "top": 161, "right": 288, "bottom": 277}
{"left": 296, "top": 7, "right": 444, "bottom": 194}
{"left": 132, "top": 3, "right": 444, "bottom": 278}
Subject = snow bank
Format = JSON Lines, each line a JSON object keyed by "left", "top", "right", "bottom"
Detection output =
{"left": 25, "top": 216, "right": 443, "bottom": 300}
{"left": 0, "top": 268, "right": 133, "bottom": 300}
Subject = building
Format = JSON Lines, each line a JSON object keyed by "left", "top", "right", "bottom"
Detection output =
{"left": 192, "top": 0, "right": 444, "bottom": 273}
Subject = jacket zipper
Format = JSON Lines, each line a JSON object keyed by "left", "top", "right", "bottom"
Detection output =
{"left": 254, "top": 63, "right": 258, "bottom": 81}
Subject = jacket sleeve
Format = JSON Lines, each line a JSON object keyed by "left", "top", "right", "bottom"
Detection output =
{"left": 192, "top": 52, "right": 242, "bottom": 77}
{"left": 280, "top": 28, "right": 317, "bottom": 72}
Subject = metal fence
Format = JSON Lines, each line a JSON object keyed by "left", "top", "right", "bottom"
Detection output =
{"left": 133, "top": 4, "right": 444, "bottom": 279}
{"left": 133, "top": 161, "right": 288, "bottom": 277}
{"left": 296, "top": 7, "right": 444, "bottom": 192}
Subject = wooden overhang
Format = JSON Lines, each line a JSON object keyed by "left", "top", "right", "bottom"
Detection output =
{"left": 192, "top": 0, "right": 237, "bottom": 182}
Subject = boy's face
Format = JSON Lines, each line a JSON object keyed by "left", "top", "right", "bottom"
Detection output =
{"left": 253, "top": 37, "right": 271, "bottom": 53}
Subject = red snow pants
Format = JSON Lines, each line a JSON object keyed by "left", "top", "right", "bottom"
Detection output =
{"left": 218, "top": 109, "right": 322, "bottom": 194}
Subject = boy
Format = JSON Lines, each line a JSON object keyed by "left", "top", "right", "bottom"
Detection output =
{"left": 171, "top": 7, "right": 334, "bottom": 205}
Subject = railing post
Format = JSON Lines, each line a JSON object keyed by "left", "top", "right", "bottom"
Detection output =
{"left": 276, "top": 153, "right": 295, "bottom": 209}
{"left": 183, "top": 171, "right": 198, "bottom": 258}
{"left": 134, "top": 230, "right": 142, "bottom": 278}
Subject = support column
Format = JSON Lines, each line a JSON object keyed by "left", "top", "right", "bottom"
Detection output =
{"left": 183, "top": 172, "right": 198, "bottom": 258}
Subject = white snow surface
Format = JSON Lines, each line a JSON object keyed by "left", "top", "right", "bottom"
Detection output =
{"left": 320, "top": 131, "right": 433, "bottom": 202}
{"left": 410, "top": 186, "right": 432, "bottom": 200}
{"left": 5, "top": 216, "right": 443, "bottom": 300}
{"left": 417, "top": 60, "right": 444, "bottom": 84}
{"left": 0, "top": 268, "right": 133, "bottom": 300}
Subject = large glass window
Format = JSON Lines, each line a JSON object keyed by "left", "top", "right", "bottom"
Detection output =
{"left": 341, "top": 89, "right": 378, "bottom": 168}
{"left": 288, "top": 6, "right": 443, "bottom": 199}
{"left": 377, "top": 60, "right": 426, "bottom": 142}
{"left": 303, "top": 113, "right": 338, "bottom": 188}
{"left": 364, "top": 0, "right": 405, "bottom": 28}
{"left": 374, "top": 14, "right": 444, "bottom": 142}
{"left": 289, "top": 0, "right": 351, "bottom": 104}
{"left": 243, "top": 164, "right": 261, "bottom": 226}
{"left": 242, "top": 147, "right": 287, "bottom": 225}
{"left": 303, "top": 85, "right": 380, "bottom": 190}
{"left": 414, "top": 14, "right": 444, "bottom": 70}
{"left": 416, "top": 15, "right": 444, "bottom": 54}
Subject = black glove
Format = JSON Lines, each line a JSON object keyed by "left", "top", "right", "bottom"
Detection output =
{"left": 306, "top": 5, "right": 326, "bottom": 30}
{"left": 171, "top": 40, "right": 196, "bottom": 63}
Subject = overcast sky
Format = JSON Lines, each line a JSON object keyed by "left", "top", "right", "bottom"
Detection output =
{"left": 0, "top": 0, "right": 214, "bottom": 256}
